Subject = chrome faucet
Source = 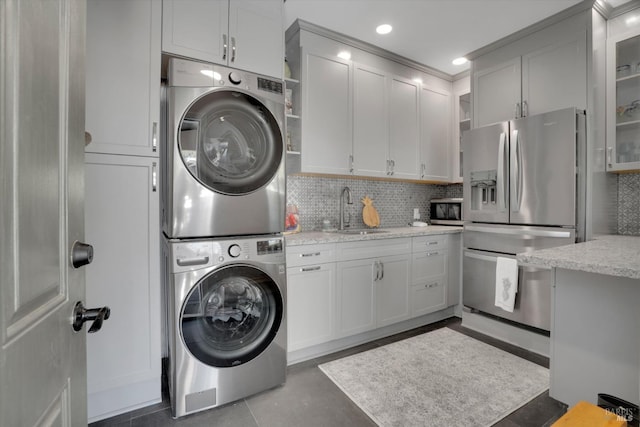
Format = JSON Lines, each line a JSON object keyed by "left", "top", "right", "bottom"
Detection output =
{"left": 339, "top": 186, "right": 353, "bottom": 230}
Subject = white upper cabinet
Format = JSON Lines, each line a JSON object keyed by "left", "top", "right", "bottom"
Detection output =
{"left": 606, "top": 25, "right": 640, "bottom": 172}
{"left": 473, "top": 57, "right": 521, "bottom": 127}
{"left": 353, "top": 64, "right": 388, "bottom": 177}
{"left": 162, "top": 0, "right": 283, "bottom": 79}
{"left": 522, "top": 34, "right": 586, "bottom": 118}
{"left": 420, "top": 85, "right": 451, "bottom": 181}
{"left": 389, "top": 76, "right": 421, "bottom": 180}
{"left": 472, "top": 13, "right": 587, "bottom": 128}
{"left": 301, "top": 52, "right": 353, "bottom": 175}
{"left": 86, "top": 0, "right": 161, "bottom": 157}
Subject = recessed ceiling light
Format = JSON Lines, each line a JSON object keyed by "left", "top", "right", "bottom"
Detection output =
{"left": 413, "top": 78, "right": 423, "bottom": 84}
{"left": 452, "top": 57, "right": 468, "bottom": 66}
{"left": 376, "top": 24, "right": 393, "bottom": 35}
{"left": 337, "top": 51, "right": 351, "bottom": 60}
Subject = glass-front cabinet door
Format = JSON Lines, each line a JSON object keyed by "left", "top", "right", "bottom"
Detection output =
{"left": 607, "top": 29, "right": 640, "bottom": 172}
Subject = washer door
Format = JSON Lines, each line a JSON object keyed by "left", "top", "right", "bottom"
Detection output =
{"left": 180, "top": 264, "right": 283, "bottom": 368}
{"left": 178, "top": 89, "right": 283, "bottom": 195}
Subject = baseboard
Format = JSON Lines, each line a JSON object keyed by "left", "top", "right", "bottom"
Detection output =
{"left": 461, "top": 311, "right": 550, "bottom": 357}
{"left": 87, "top": 377, "right": 162, "bottom": 423}
{"left": 287, "top": 307, "right": 456, "bottom": 365}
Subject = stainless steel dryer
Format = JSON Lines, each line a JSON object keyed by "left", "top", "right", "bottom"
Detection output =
{"left": 163, "top": 234, "right": 286, "bottom": 418}
{"left": 163, "top": 58, "right": 285, "bottom": 238}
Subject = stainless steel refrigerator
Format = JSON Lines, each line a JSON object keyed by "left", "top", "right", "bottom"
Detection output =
{"left": 462, "top": 107, "right": 586, "bottom": 332}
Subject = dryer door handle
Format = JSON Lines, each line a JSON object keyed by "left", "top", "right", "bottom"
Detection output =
{"left": 176, "top": 256, "right": 210, "bottom": 267}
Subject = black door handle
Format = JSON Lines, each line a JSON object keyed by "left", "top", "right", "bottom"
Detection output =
{"left": 72, "top": 301, "right": 110, "bottom": 333}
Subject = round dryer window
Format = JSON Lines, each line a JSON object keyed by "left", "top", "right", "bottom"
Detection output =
{"left": 178, "top": 90, "right": 283, "bottom": 195}
{"left": 180, "top": 264, "right": 283, "bottom": 368}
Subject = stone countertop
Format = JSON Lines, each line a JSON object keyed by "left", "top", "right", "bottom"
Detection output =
{"left": 285, "top": 225, "right": 463, "bottom": 246}
{"left": 517, "top": 235, "right": 640, "bottom": 280}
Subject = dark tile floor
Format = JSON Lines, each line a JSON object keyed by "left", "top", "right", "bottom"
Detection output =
{"left": 90, "top": 317, "right": 567, "bottom": 427}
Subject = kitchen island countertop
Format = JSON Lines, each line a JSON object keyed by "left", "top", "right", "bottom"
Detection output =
{"left": 285, "top": 225, "right": 463, "bottom": 247}
{"left": 517, "top": 234, "right": 640, "bottom": 280}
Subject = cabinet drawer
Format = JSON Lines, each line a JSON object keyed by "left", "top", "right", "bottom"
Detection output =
{"left": 337, "top": 238, "right": 411, "bottom": 261}
{"left": 412, "top": 250, "right": 447, "bottom": 283}
{"left": 286, "top": 243, "right": 336, "bottom": 267}
{"left": 411, "top": 275, "right": 447, "bottom": 317}
{"left": 412, "top": 235, "right": 447, "bottom": 252}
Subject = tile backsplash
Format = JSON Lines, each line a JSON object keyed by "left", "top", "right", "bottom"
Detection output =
{"left": 618, "top": 172, "right": 640, "bottom": 235}
{"left": 286, "top": 175, "right": 462, "bottom": 231}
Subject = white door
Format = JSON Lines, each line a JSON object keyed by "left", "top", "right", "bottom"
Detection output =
{"left": 420, "top": 85, "right": 451, "bottom": 181}
{"left": 389, "top": 76, "right": 420, "bottom": 180}
{"left": 302, "top": 52, "right": 353, "bottom": 175}
{"left": 0, "top": 0, "right": 102, "bottom": 425}
{"left": 473, "top": 57, "right": 522, "bottom": 127}
{"left": 353, "top": 63, "right": 388, "bottom": 177}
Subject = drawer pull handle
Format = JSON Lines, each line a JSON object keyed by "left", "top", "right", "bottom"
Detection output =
{"left": 301, "top": 266, "right": 321, "bottom": 272}
{"left": 427, "top": 241, "right": 438, "bottom": 245}
{"left": 425, "top": 251, "right": 439, "bottom": 256}
{"left": 425, "top": 282, "right": 438, "bottom": 289}
{"left": 300, "top": 252, "right": 321, "bottom": 257}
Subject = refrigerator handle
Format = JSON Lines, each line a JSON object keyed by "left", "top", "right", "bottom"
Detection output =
{"left": 510, "top": 129, "right": 522, "bottom": 212}
{"left": 497, "top": 132, "right": 506, "bottom": 211}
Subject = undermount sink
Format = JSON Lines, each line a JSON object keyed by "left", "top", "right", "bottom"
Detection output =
{"left": 333, "top": 229, "right": 388, "bottom": 235}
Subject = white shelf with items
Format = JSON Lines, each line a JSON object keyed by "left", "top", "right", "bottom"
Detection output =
{"left": 607, "top": 27, "right": 640, "bottom": 171}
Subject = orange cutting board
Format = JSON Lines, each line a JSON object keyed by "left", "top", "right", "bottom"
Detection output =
{"left": 361, "top": 196, "right": 380, "bottom": 227}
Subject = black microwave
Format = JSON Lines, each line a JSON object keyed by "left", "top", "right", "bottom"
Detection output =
{"left": 430, "top": 198, "right": 463, "bottom": 225}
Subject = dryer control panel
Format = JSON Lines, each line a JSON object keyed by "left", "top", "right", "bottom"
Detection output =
{"left": 170, "top": 236, "right": 285, "bottom": 273}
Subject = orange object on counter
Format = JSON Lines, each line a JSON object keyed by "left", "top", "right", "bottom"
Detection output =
{"left": 552, "top": 401, "right": 627, "bottom": 427}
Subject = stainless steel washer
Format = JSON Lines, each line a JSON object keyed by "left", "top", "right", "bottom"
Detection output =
{"left": 163, "top": 235, "right": 287, "bottom": 418}
{"left": 163, "top": 58, "right": 286, "bottom": 238}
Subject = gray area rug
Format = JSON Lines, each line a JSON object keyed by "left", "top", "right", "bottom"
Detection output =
{"left": 319, "top": 328, "right": 549, "bottom": 426}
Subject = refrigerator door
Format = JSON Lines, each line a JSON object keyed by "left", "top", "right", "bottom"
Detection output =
{"left": 462, "top": 121, "right": 509, "bottom": 223}
{"left": 509, "top": 107, "right": 579, "bottom": 227}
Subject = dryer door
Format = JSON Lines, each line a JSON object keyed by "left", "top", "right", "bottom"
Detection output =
{"left": 180, "top": 264, "right": 283, "bottom": 368}
{"left": 178, "top": 90, "right": 283, "bottom": 195}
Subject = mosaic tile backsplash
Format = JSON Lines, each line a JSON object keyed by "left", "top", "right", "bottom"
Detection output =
{"left": 286, "top": 175, "right": 462, "bottom": 231}
{"left": 287, "top": 173, "right": 639, "bottom": 235}
{"left": 618, "top": 173, "right": 640, "bottom": 236}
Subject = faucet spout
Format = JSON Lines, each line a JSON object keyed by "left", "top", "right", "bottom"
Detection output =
{"left": 339, "top": 186, "right": 353, "bottom": 230}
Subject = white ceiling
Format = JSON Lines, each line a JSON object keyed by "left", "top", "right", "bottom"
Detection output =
{"left": 284, "top": 0, "right": 590, "bottom": 76}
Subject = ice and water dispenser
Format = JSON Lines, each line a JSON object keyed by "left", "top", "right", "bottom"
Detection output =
{"left": 469, "top": 170, "right": 498, "bottom": 212}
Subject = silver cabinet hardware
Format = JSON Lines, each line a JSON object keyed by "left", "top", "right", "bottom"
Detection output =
{"left": 222, "top": 34, "right": 227, "bottom": 60}
{"left": 426, "top": 241, "right": 438, "bottom": 246}
{"left": 231, "top": 37, "right": 236, "bottom": 62}
{"left": 152, "top": 162, "right": 157, "bottom": 192}
{"left": 301, "top": 266, "right": 321, "bottom": 272}
{"left": 379, "top": 261, "right": 384, "bottom": 280}
{"left": 152, "top": 122, "right": 157, "bottom": 152}
{"left": 522, "top": 100, "right": 528, "bottom": 117}
{"left": 425, "top": 251, "right": 439, "bottom": 257}
{"left": 349, "top": 154, "right": 354, "bottom": 173}
{"left": 515, "top": 102, "right": 521, "bottom": 119}
{"left": 300, "top": 252, "right": 321, "bottom": 257}
{"left": 607, "top": 146, "right": 613, "bottom": 167}
{"left": 420, "top": 163, "right": 425, "bottom": 179}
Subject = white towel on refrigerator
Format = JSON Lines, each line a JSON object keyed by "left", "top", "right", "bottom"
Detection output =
{"left": 495, "top": 257, "right": 518, "bottom": 312}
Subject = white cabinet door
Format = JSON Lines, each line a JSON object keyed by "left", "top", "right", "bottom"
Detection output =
{"left": 161, "top": 0, "right": 227, "bottom": 64}
{"left": 229, "top": 0, "right": 283, "bottom": 79}
{"left": 420, "top": 85, "right": 451, "bottom": 181}
{"left": 336, "top": 259, "right": 376, "bottom": 338}
{"left": 389, "top": 76, "right": 420, "bottom": 180}
{"left": 353, "top": 63, "right": 388, "bottom": 177}
{"left": 473, "top": 57, "right": 521, "bottom": 127}
{"left": 522, "top": 32, "right": 586, "bottom": 117}
{"left": 86, "top": 0, "right": 160, "bottom": 157}
{"left": 162, "top": 0, "right": 282, "bottom": 78}
{"left": 302, "top": 52, "right": 353, "bottom": 175}
{"left": 287, "top": 263, "right": 335, "bottom": 352}
{"left": 84, "top": 154, "right": 161, "bottom": 421}
{"left": 376, "top": 254, "right": 411, "bottom": 327}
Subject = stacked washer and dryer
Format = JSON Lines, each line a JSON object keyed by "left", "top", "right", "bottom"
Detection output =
{"left": 161, "top": 58, "right": 287, "bottom": 418}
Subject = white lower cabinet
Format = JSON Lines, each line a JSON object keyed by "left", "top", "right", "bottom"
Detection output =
{"left": 84, "top": 153, "right": 161, "bottom": 422}
{"left": 286, "top": 244, "right": 336, "bottom": 352}
{"left": 411, "top": 235, "right": 448, "bottom": 317}
{"left": 286, "top": 234, "right": 455, "bottom": 353}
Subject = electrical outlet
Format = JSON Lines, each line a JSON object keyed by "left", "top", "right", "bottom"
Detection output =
{"left": 413, "top": 208, "right": 420, "bottom": 220}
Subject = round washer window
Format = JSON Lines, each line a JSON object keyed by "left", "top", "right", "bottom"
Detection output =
{"left": 178, "top": 90, "right": 283, "bottom": 195}
{"left": 180, "top": 265, "right": 283, "bottom": 368}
